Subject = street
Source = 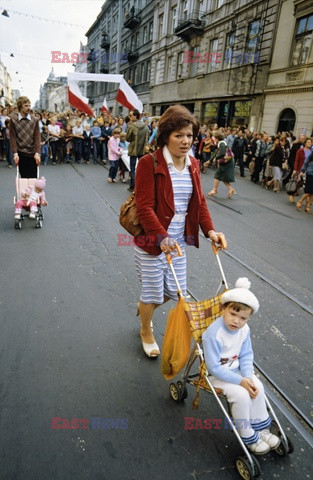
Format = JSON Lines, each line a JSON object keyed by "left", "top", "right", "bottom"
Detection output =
{"left": 0, "top": 160, "right": 312, "bottom": 480}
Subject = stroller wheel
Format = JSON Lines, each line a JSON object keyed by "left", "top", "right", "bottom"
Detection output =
{"left": 169, "top": 383, "right": 182, "bottom": 402}
{"left": 177, "top": 381, "right": 188, "bottom": 400}
{"left": 274, "top": 435, "right": 294, "bottom": 457}
{"left": 236, "top": 456, "right": 259, "bottom": 480}
{"left": 14, "top": 219, "right": 21, "bottom": 230}
{"left": 36, "top": 219, "right": 43, "bottom": 228}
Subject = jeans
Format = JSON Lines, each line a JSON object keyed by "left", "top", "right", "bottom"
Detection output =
{"left": 93, "top": 139, "right": 100, "bottom": 162}
{"left": 83, "top": 145, "right": 91, "bottom": 162}
{"left": 129, "top": 156, "right": 137, "bottom": 189}
{"left": 74, "top": 139, "right": 83, "bottom": 163}
{"left": 108, "top": 160, "right": 118, "bottom": 180}
{"left": 50, "top": 140, "right": 59, "bottom": 163}
{"left": 4, "top": 138, "right": 13, "bottom": 165}
{"left": 101, "top": 142, "right": 108, "bottom": 161}
{"left": 41, "top": 144, "right": 49, "bottom": 165}
{"left": 252, "top": 157, "right": 265, "bottom": 183}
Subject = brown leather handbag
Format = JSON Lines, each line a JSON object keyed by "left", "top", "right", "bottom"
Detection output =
{"left": 119, "top": 153, "right": 157, "bottom": 237}
{"left": 119, "top": 191, "right": 144, "bottom": 237}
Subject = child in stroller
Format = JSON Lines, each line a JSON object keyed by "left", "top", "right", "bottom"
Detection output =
{"left": 202, "top": 277, "right": 281, "bottom": 456}
{"left": 14, "top": 176, "right": 47, "bottom": 222}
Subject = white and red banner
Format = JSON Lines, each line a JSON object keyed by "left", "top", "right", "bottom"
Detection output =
{"left": 101, "top": 97, "right": 110, "bottom": 115}
{"left": 67, "top": 72, "right": 143, "bottom": 115}
{"left": 67, "top": 80, "right": 94, "bottom": 117}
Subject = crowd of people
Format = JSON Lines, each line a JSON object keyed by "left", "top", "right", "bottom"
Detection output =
{"left": 192, "top": 125, "right": 313, "bottom": 213}
{"left": 1, "top": 101, "right": 312, "bottom": 212}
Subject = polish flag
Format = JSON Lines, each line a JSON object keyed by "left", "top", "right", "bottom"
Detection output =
{"left": 67, "top": 81, "right": 94, "bottom": 117}
{"left": 101, "top": 97, "right": 110, "bottom": 115}
{"left": 116, "top": 78, "right": 143, "bottom": 112}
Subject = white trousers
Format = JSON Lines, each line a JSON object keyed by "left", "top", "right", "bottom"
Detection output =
{"left": 210, "top": 373, "right": 271, "bottom": 444}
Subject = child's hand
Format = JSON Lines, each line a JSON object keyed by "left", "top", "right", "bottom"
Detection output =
{"left": 240, "top": 377, "right": 258, "bottom": 398}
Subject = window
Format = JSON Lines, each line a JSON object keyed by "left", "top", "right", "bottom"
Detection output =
{"left": 134, "top": 66, "right": 138, "bottom": 84}
{"left": 245, "top": 20, "right": 261, "bottom": 57}
{"left": 146, "top": 60, "right": 151, "bottom": 81}
{"left": 177, "top": 52, "right": 184, "bottom": 78}
{"left": 191, "top": 46, "right": 200, "bottom": 76}
{"left": 166, "top": 56, "right": 173, "bottom": 82}
{"left": 215, "top": 0, "right": 225, "bottom": 8}
{"left": 209, "top": 38, "right": 219, "bottom": 72}
{"left": 149, "top": 21, "right": 153, "bottom": 41}
{"left": 171, "top": 6, "right": 178, "bottom": 33}
{"left": 141, "top": 63, "right": 145, "bottom": 83}
{"left": 224, "top": 32, "right": 235, "bottom": 68}
{"left": 155, "top": 60, "right": 161, "bottom": 84}
{"left": 291, "top": 14, "right": 313, "bottom": 65}
{"left": 182, "top": 1, "right": 189, "bottom": 21}
{"left": 143, "top": 25, "right": 148, "bottom": 43}
{"left": 159, "top": 15, "right": 164, "bottom": 37}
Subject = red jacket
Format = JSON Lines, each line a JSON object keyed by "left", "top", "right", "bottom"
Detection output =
{"left": 294, "top": 148, "right": 308, "bottom": 172}
{"left": 134, "top": 148, "right": 215, "bottom": 256}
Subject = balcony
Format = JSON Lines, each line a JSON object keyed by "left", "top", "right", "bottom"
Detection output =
{"left": 125, "top": 48, "right": 139, "bottom": 62}
{"left": 101, "top": 34, "right": 110, "bottom": 50}
{"left": 124, "top": 8, "right": 141, "bottom": 29}
{"left": 100, "top": 65, "right": 109, "bottom": 73}
{"left": 87, "top": 49, "right": 94, "bottom": 62}
{"left": 174, "top": 12, "right": 205, "bottom": 42}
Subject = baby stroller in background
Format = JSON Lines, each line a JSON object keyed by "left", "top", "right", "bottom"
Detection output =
{"left": 167, "top": 242, "right": 294, "bottom": 480}
{"left": 13, "top": 166, "right": 45, "bottom": 230}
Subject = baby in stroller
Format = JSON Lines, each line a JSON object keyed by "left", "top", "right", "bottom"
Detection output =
{"left": 202, "top": 277, "right": 281, "bottom": 455}
{"left": 15, "top": 176, "right": 47, "bottom": 220}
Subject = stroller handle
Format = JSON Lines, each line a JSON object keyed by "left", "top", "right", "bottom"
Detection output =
{"left": 165, "top": 243, "right": 183, "bottom": 265}
{"left": 211, "top": 234, "right": 227, "bottom": 255}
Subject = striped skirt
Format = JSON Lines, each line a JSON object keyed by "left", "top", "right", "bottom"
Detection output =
{"left": 134, "top": 245, "right": 187, "bottom": 304}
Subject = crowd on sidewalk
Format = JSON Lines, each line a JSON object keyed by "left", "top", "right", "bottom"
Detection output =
{"left": 193, "top": 125, "right": 313, "bottom": 214}
{"left": 1, "top": 102, "right": 312, "bottom": 213}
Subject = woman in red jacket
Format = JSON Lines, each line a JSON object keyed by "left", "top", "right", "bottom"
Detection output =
{"left": 134, "top": 105, "right": 225, "bottom": 358}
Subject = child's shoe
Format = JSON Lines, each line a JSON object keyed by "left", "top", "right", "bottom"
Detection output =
{"left": 259, "top": 429, "right": 280, "bottom": 449}
{"left": 247, "top": 438, "right": 270, "bottom": 455}
{"left": 29, "top": 212, "right": 36, "bottom": 219}
{"left": 14, "top": 213, "right": 21, "bottom": 219}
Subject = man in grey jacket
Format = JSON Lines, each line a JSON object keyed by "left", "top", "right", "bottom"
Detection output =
{"left": 126, "top": 109, "right": 149, "bottom": 192}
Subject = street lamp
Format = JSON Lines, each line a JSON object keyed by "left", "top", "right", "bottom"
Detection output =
{"left": 1, "top": 9, "right": 9, "bottom": 17}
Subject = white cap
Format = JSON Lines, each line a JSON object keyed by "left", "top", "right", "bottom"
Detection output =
{"left": 221, "top": 277, "right": 259, "bottom": 314}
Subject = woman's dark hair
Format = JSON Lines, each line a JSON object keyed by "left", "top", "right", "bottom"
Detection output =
{"left": 157, "top": 105, "right": 199, "bottom": 148}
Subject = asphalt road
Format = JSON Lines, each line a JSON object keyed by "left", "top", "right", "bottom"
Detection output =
{"left": 0, "top": 159, "right": 312, "bottom": 480}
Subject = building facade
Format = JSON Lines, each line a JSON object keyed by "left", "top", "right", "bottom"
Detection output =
{"left": 38, "top": 68, "right": 67, "bottom": 111}
{"left": 261, "top": 0, "right": 313, "bottom": 136}
{"left": 74, "top": 42, "right": 89, "bottom": 98}
{"left": 85, "top": 0, "right": 154, "bottom": 116}
{"left": 0, "top": 57, "right": 12, "bottom": 107}
{"left": 149, "top": 0, "right": 282, "bottom": 130}
{"left": 81, "top": 0, "right": 312, "bottom": 131}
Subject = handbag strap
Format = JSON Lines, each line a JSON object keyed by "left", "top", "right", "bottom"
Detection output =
{"left": 133, "top": 152, "right": 158, "bottom": 194}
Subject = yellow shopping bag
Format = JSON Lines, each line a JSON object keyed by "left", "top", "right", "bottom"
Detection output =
{"left": 161, "top": 296, "right": 191, "bottom": 380}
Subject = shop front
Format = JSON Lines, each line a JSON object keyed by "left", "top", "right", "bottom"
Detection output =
{"left": 202, "top": 99, "right": 252, "bottom": 128}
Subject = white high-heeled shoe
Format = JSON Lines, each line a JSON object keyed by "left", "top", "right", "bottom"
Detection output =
{"left": 141, "top": 337, "right": 160, "bottom": 358}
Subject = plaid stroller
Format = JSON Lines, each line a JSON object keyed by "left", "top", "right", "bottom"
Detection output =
{"left": 166, "top": 242, "right": 294, "bottom": 480}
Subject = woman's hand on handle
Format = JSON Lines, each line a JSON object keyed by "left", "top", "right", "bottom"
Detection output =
{"left": 208, "top": 230, "right": 227, "bottom": 250}
{"left": 160, "top": 236, "right": 178, "bottom": 255}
